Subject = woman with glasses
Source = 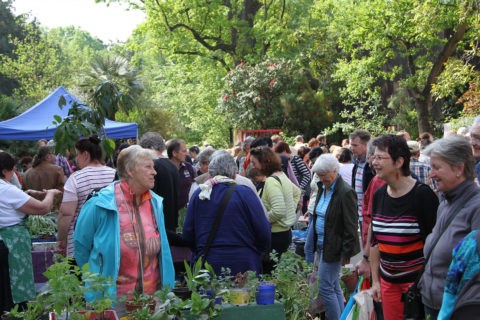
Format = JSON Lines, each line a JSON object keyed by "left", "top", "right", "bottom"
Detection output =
{"left": 369, "top": 135, "right": 438, "bottom": 320}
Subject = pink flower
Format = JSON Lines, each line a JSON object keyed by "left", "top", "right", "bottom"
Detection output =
{"left": 270, "top": 81, "right": 274, "bottom": 85}
{"left": 270, "top": 63, "right": 274, "bottom": 67}
{"left": 228, "top": 71, "right": 231, "bottom": 74}
{"left": 258, "top": 95, "right": 261, "bottom": 98}
{"left": 240, "top": 62, "right": 245, "bottom": 66}
{"left": 232, "top": 90, "right": 235, "bottom": 94}
{"left": 224, "top": 95, "right": 228, "bottom": 100}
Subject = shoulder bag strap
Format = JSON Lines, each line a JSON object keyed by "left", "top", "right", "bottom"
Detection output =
{"left": 414, "top": 190, "right": 480, "bottom": 286}
{"left": 200, "top": 184, "right": 237, "bottom": 264}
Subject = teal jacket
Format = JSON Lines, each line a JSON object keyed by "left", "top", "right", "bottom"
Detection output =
{"left": 73, "top": 181, "right": 175, "bottom": 301}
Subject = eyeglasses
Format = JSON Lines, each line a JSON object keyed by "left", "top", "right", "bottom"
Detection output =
{"left": 470, "top": 135, "right": 480, "bottom": 144}
{"left": 372, "top": 154, "right": 391, "bottom": 161}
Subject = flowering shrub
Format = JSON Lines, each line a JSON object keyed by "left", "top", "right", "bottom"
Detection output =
{"left": 217, "top": 59, "right": 331, "bottom": 137}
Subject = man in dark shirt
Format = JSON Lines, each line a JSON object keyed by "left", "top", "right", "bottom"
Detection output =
{"left": 139, "top": 132, "right": 183, "bottom": 245}
{"left": 166, "top": 138, "right": 197, "bottom": 210}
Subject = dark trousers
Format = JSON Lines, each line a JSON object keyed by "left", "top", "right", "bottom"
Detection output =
{"left": 0, "top": 240, "right": 15, "bottom": 314}
{"left": 263, "top": 230, "right": 292, "bottom": 274}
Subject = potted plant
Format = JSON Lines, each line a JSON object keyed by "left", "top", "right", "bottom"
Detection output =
{"left": 255, "top": 274, "right": 276, "bottom": 305}
{"left": 172, "top": 260, "right": 202, "bottom": 300}
{"left": 270, "top": 250, "right": 317, "bottom": 319}
{"left": 340, "top": 266, "right": 358, "bottom": 293}
{"left": 3, "top": 295, "right": 48, "bottom": 320}
{"left": 152, "top": 289, "right": 187, "bottom": 320}
{"left": 45, "top": 255, "right": 118, "bottom": 320}
{"left": 228, "top": 271, "right": 257, "bottom": 306}
{"left": 123, "top": 290, "right": 156, "bottom": 314}
{"left": 28, "top": 213, "right": 57, "bottom": 241}
{"left": 44, "top": 256, "right": 87, "bottom": 320}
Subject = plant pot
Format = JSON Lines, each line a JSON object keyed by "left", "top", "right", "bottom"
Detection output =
{"left": 341, "top": 272, "right": 358, "bottom": 293}
{"left": 172, "top": 287, "right": 192, "bottom": 300}
{"left": 125, "top": 300, "right": 156, "bottom": 313}
{"left": 255, "top": 281, "right": 276, "bottom": 305}
{"left": 49, "top": 310, "right": 119, "bottom": 320}
{"left": 229, "top": 288, "right": 250, "bottom": 306}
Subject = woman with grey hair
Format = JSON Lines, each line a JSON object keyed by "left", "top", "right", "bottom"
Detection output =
{"left": 183, "top": 151, "right": 271, "bottom": 275}
{"left": 74, "top": 145, "right": 174, "bottom": 316}
{"left": 307, "top": 153, "right": 359, "bottom": 320}
{"left": 419, "top": 135, "right": 480, "bottom": 319}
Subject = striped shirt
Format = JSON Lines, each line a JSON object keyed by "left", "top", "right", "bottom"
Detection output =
{"left": 63, "top": 166, "right": 116, "bottom": 257}
{"left": 354, "top": 158, "right": 366, "bottom": 222}
{"left": 290, "top": 155, "right": 311, "bottom": 190}
{"left": 371, "top": 182, "right": 437, "bottom": 283}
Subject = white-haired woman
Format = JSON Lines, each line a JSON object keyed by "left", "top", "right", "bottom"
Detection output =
{"left": 419, "top": 135, "right": 480, "bottom": 320}
{"left": 74, "top": 146, "right": 174, "bottom": 315}
{"left": 309, "top": 153, "right": 360, "bottom": 320}
{"left": 183, "top": 151, "right": 270, "bottom": 275}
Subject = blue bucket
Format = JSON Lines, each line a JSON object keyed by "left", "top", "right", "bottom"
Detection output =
{"left": 255, "top": 282, "right": 275, "bottom": 305}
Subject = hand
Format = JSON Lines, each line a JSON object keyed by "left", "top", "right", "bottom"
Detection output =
{"left": 57, "top": 240, "right": 66, "bottom": 256}
{"left": 303, "top": 212, "right": 310, "bottom": 220}
{"left": 45, "top": 189, "right": 62, "bottom": 196}
{"left": 371, "top": 281, "right": 382, "bottom": 302}
{"left": 340, "top": 258, "right": 350, "bottom": 266}
{"left": 355, "top": 258, "right": 371, "bottom": 278}
{"left": 25, "top": 189, "right": 46, "bottom": 197}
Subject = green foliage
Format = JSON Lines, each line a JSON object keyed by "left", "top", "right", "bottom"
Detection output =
{"left": 218, "top": 59, "right": 331, "bottom": 138}
{"left": 270, "top": 250, "right": 316, "bottom": 320}
{"left": 42, "top": 255, "right": 87, "bottom": 319}
{"left": 27, "top": 213, "right": 57, "bottom": 238}
{"left": 4, "top": 295, "right": 47, "bottom": 320}
{"left": 152, "top": 289, "right": 187, "bottom": 320}
{"left": 53, "top": 81, "right": 132, "bottom": 157}
{"left": 0, "top": 23, "right": 68, "bottom": 103}
{"left": 326, "top": 104, "right": 393, "bottom": 137}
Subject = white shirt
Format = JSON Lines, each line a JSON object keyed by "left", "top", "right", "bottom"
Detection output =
{"left": 338, "top": 163, "right": 354, "bottom": 187}
{"left": 0, "top": 179, "right": 30, "bottom": 239}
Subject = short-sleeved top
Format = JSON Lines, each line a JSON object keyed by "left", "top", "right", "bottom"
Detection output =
{"left": 62, "top": 166, "right": 116, "bottom": 257}
{"left": 0, "top": 179, "right": 30, "bottom": 239}
{"left": 371, "top": 182, "right": 438, "bottom": 284}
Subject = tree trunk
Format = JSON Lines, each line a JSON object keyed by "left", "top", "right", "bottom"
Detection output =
{"left": 415, "top": 96, "right": 431, "bottom": 134}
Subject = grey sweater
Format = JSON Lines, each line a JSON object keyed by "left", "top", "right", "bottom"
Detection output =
{"left": 419, "top": 180, "right": 480, "bottom": 310}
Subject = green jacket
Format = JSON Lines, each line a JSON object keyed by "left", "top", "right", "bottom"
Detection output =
{"left": 312, "top": 176, "right": 360, "bottom": 262}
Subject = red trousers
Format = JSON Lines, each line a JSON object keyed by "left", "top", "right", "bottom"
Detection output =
{"left": 380, "top": 278, "right": 413, "bottom": 320}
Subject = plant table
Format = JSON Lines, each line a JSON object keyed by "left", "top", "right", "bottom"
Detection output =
{"left": 184, "top": 301, "right": 286, "bottom": 320}
{"left": 32, "top": 249, "right": 57, "bottom": 283}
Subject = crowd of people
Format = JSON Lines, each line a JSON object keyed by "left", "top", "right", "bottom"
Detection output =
{"left": 1, "top": 120, "right": 480, "bottom": 319}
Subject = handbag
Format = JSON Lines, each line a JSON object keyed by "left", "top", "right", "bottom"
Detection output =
{"left": 344, "top": 276, "right": 376, "bottom": 320}
{"left": 402, "top": 190, "right": 480, "bottom": 319}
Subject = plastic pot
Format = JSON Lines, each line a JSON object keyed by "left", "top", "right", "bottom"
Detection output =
{"left": 229, "top": 288, "right": 250, "bottom": 306}
{"left": 172, "top": 287, "right": 192, "bottom": 300}
{"left": 255, "top": 281, "right": 275, "bottom": 305}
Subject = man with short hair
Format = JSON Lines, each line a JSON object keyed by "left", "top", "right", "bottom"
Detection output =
{"left": 350, "top": 129, "right": 374, "bottom": 233}
{"left": 167, "top": 138, "right": 196, "bottom": 209}
{"left": 139, "top": 132, "right": 181, "bottom": 239}
{"left": 396, "top": 131, "right": 411, "bottom": 141}
{"left": 408, "top": 140, "right": 437, "bottom": 193}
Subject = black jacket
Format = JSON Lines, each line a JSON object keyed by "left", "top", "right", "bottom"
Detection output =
{"left": 312, "top": 176, "right": 360, "bottom": 262}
